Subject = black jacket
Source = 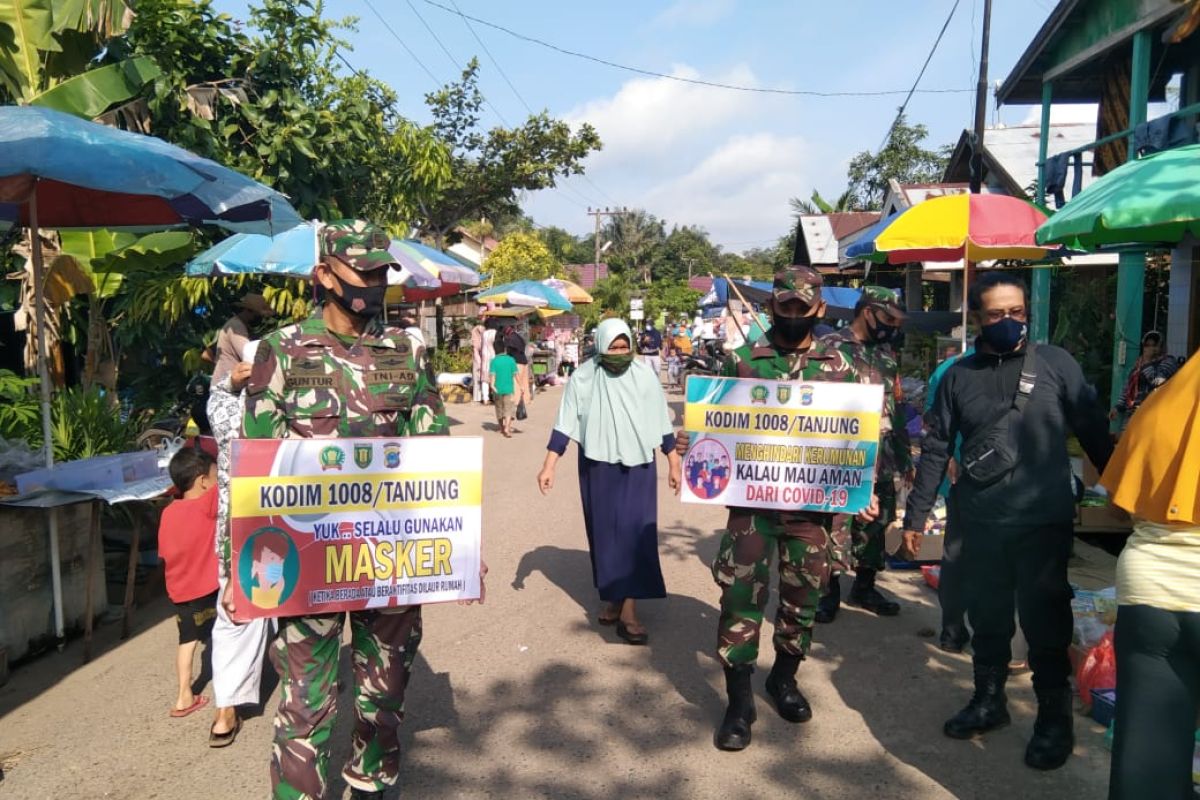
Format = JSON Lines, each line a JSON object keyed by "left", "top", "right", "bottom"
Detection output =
{"left": 904, "top": 342, "right": 1113, "bottom": 530}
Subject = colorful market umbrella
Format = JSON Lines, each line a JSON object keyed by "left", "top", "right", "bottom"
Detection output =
{"left": 542, "top": 277, "right": 593, "bottom": 304}
{"left": 0, "top": 105, "right": 302, "bottom": 646}
{"left": 187, "top": 224, "right": 443, "bottom": 299}
{"left": 477, "top": 279, "right": 573, "bottom": 311}
{"left": 1035, "top": 144, "right": 1200, "bottom": 249}
{"left": 389, "top": 238, "right": 482, "bottom": 289}
{"left": 846, "top": 193, "right": 1054, "bottom": 264}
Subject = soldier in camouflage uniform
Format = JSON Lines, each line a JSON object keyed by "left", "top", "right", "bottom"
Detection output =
{"left": 686, "top": 267, "right": 878, "bottom": 751}
{"left": 233, "top": 221, "right": 450, "bottom": 800}
{"left": 816, "top": 286, "right": 912, "bottom": 622}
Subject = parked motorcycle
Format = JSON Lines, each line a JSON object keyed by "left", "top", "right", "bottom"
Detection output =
{"left": 136, "top": 373, "right": 212, "bottom": 450}
{"left": 679, "top": 339, "right": 726, "bottom": 393}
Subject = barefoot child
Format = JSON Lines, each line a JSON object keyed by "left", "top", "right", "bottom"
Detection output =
{"left": 158, "top": 448, "right": 222, "bottom": 724}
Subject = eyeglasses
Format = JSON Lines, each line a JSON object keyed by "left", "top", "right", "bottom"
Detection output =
{"left": 982, "top": 307, "right": 1027, "bottom": 324}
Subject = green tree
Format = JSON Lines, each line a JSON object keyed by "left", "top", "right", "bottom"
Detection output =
{"left": 420, "top": 59, "right": 601, "bottom": 248}
{"left": 653, "top": 225, "right": 720, "bottom": 282}
{"left": 790, "top": 188, "right": 858, "bottom": 216}
{"left": 645, "top": 279, "right": 702, "bottom": 324}
{"left": 846, "top": 114, "right": 950, "bottom": 210}
{"left": 604, "top": 209, "right": 664, "bottom": 284}
{"left": 537, "top": 225, "right": 591, "bottom": 265}
{"left": 483, "top": 231, "right": 561, "bottom": 285}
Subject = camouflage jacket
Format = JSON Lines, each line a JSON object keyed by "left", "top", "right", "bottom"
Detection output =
{"left": 243, "top": 313, "right": 449, "bottom": 440}
{"left": 821, "top": 327, "right": 913, "bottom": 476}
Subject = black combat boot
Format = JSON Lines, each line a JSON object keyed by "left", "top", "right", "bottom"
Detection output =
{"left": 846, "top": 568, "right": 900, "bottom": 616}
{"left": 1024, "top": 686, "right": 1075, "bottom": 770}
{"left": 715, "top": 664, "right": 756, "bottom": 751}
{"left": 944, "top": 663, "right": 1012, "bottom": 739}
{"left": 814, "top": 575, "right": 841, "bottom": 624}
{"left": 764, "top": 652, "right": 812, "bottom": 723}
{"left": 349, "top": 788, "right": 385, "bottom": 800}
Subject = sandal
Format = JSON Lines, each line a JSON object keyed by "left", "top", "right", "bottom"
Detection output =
{"left": 616, "top": 621, "right": 649, "bottom": 646}
{"left": 209, "top": 717, "right": 242, "bottom": 748}
{"left": 169, "top": 696, "right": 209, "bottom": 718}
{"left": 598, "top": 603, "right": 621, "bottom": 625}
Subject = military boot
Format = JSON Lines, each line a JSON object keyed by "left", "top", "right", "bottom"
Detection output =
{"left": 814, "top": 575, "right": 841, "bottom": 624}
{"left": 349, "top": 789, "right": 385, "bottom": 800}
{"left": 764, "top": 652, "right": 812, "bottom": 723}
{"left": 944, "top": 663, "right": 1011, "bottom": 739}
{"left": 715, "top": 665, "right": 756, "bottom": 751}
{"left": 846, "top": 568, "right": 900, "bottom": 616}
{"left": 1024, "top": 686, "right": 1075, "bottom": 770}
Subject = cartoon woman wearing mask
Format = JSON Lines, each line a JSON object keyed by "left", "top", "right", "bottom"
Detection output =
{"left": 248, "top": 528, "right": 294, "bottom": 610}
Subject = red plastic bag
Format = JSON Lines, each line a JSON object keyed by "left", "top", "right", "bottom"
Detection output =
{"left": 1076, "top": 630, "right": 1116, "bottom": 707}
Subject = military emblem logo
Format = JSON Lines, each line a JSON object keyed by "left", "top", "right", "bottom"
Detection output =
{"left": 799, "top": 384, "right": 815, "bottom": 406}
{"left": 353, "top": 443, "right": 373, "bottom": 469}
{"left": 319, "top": 446, "right": 346, "bottom": 471}
{"left": 383, "top": 442, "right": 402, "bottom": 469}
{"left": 776, "top": 384, "right": 792, "bottom": 404}
{"left": 750, "top": 385, "right": 770, "bottom": 405}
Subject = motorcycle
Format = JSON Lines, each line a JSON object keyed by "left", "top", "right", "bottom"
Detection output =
{"left": 678, "top": 339, "right": 726, "bottom": 393}
{"left": 136, "top": 373, "right": 212, "bottom": 450}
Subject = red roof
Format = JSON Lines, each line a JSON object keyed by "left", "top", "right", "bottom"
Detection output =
{"left": 566, "top": 263, "right": 609, "bottom": 289}
{"left": 688, "top": 275, "right": 714, "bottom": 293}
{"left": 828, "top": 211, "right": 880, "bottom": 239}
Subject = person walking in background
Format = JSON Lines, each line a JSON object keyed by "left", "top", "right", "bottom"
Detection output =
{"left": 503, "top": 324, "right": 532, "bottom": 409}
{"left": 1100, "top": 350, "right": 1200, "bottom": 800}
{"left": 900, "top": 272, "right": 1113, "bottom": 772}
{"left": 488, "top": 348, "right": 519, "bottom": 438}
{"left": 537, "top": 318, "right": 681, "bottom": 646}
{"left": 1110, "top": 330, "right": 1182, "bottom": 426}
{"left": 638, "top": 321, "right": 663, "bottom": 381}
{"left": 471, "top": 320, "right": 489, "bottom": 404}
{"left": 816, "top": 286, "right": 910, "bottom": 623}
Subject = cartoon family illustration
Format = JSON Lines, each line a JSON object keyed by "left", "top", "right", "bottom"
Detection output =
{"left": 684, "top": 439, "right": 732, "bottom": 500}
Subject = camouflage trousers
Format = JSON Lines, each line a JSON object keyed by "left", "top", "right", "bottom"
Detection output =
{"left": 270, "top": 607, "right": 422, "bottom": 800}
{"left": 848, "top": 479, "right": 897, "bottom": 573}
{"left": 713, "top": 510, "right": 832, "bottom": 668}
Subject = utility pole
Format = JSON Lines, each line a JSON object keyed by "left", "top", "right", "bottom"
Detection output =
{"left": 586, "top": 206, "right": 630, "bottom": 270}
{"left": 969, "top": 0, "right": 993, "bottom": 194}
{"left": 683, "top": 257, "right": 697, "bottom": 281}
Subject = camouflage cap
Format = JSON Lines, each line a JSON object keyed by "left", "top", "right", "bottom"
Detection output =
{"left": 860, "top": 285, "right": 903, "bottom": 313}
{"left": 772, "top": 266, "right": 823, "bottom": 306}
{"left": 321, "top": 219, "right": 398, "bottom": 272}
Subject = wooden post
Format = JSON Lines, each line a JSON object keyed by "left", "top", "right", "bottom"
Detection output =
{"left": 121, "top": 509, "right": 142, "bottom": 640}
{"left": 82, "top": 500, "right": 101, "bottom": 663}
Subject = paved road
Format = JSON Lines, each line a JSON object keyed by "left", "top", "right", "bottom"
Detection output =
{"left": 0, "top": 386, "right": 1110, "bottom": 799}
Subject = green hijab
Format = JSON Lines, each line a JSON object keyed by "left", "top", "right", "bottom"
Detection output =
{"left": 553, "top": 318, "right": 673, "bottom": 466}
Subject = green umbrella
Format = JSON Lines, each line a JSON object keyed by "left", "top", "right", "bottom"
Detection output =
{"left": 1036, "top": 143, "right": 1200, "bottom": 248}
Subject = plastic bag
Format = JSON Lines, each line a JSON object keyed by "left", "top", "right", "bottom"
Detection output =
{"left": 516, "top": 400, "right": 528, "bottom": 421}
{"left": 1076, "top": 630, "right": 1117, "bottom": 707}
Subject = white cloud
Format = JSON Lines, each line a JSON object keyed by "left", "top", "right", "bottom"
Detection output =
{"left": 651, "top": 0, "right": 735, "bottom": 28}
{"left": 1018, "top": 104, "right": 1098, "bottom": 126}
{"left": 524, "top": 64, "right": 834, "bottom": 250}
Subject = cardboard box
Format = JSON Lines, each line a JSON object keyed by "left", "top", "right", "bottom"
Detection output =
{"left": 885, "top": 523, "right": 944, "bottom": 562}
{"left": 1075, "top": 502, "right": 1133, "bottom": 533}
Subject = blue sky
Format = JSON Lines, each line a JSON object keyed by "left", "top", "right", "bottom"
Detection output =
{"left": 214, "top": 0, "right": 1076, "bottom": 251}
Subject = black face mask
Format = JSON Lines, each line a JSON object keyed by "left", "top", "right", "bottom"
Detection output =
{"left": 771, "top": 315, "right": 817, "bottom": 346}
{"left": 328, "top": 274, "right": 386, "bottom": 320}
{"left": 870, "top": 316, "right": 904, "bottom": 345}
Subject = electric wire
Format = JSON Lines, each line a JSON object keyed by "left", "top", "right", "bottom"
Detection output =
{"left": 360, "top": 0, "right": 442, "bottom": 86}
{"left": 420, "top": 0, "right": 974, "bottom": 98}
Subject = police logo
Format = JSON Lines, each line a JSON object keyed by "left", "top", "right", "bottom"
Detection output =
{"left": 383, "top": 442, "right": 402, "bottom": 469}
{"left": 319, "top": 446, "right": 346, "bottom": 471}
{"left": 799, "top": 384, "right": 815, "bottom": 406}
{"left": 353, "top": 443, "right": 373, "bottom": 469}
{"left": 776, "top": 384, "right": 792, "bottom": 404}
{"left": 750, "top": 385, "right": 770, "bottom": 405}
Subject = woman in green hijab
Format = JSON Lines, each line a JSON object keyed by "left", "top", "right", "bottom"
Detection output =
{"left": 537, "top": 318, "right": 682, "bottom": 644}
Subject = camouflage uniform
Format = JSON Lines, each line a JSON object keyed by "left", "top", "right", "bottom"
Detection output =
{"left": 712, "top": 269, "right": 861, "bottom": 668}
{"left": 239, "top": 221, "right": 448, "bottom": 800}
{"left": 821, "top": 286, "right": 913, "bottom": 572}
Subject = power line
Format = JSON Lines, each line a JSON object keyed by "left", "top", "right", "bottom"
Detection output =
{"left": 360, "top": 0, "right": 442, "bottom": 86}
{"left": 421, "top": 0, "right": 974, "bottom": 98}
{"left": 450, "top": 0, "right": 534, "bottom": 115}
{"left": 875, "top": 0, "right": 961, "bottom": 153}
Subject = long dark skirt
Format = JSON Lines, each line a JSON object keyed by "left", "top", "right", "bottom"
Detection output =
{"left": 577, "top": 454, "right": 666, "bottom": 602}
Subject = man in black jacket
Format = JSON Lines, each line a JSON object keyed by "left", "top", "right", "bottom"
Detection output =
{"left": 900, "top": 272, "right": 1113, "bottom": 772}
